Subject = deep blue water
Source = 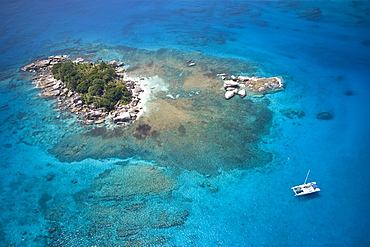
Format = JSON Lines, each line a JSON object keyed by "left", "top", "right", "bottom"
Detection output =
{"left": 1, "top": 0, "right": 370, "bottom": 246}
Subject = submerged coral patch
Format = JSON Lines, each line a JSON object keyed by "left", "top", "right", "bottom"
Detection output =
{"left": 280, "top": 108, "right": 305, "bottom": 119}
{"left": 35, "top": 164, "right": 188, "bottom": 246}
{"left": 316, "top": 112, "right": 333, "bottom": 120}
{"left": 344, "top": 90, "right": 354, "bottom": 96}
{"left": 132, "top": 124, "right": 152, "bottom": 140}
{"left": 98, "top": 165, "right": 176, "bottom": 196}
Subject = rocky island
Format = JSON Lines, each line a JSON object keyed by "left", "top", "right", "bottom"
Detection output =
{"left": 217, "top": 73, "right": 283, "bottom": 99}
{"left": 22, "top": 55, "right": 145, "bottom": 126}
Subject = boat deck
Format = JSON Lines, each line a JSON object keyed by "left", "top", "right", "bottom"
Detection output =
{"left": 291, "top": 182, "right": 320, "bottom": 196}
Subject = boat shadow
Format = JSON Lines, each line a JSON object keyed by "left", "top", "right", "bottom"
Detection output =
{"left": 297, "top": 192, "right": 321, "bottom": 200}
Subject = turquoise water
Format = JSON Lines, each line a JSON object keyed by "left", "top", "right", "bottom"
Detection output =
{"left": 1, "top": 0, "right": 370, "bottom": 246}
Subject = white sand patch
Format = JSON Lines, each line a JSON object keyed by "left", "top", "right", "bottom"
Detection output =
{"left": 125, "top": 75, "right": 169, "bottom": 119}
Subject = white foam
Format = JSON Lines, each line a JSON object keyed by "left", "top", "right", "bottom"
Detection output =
{"left": 125, "top": 75, "right": 169, "bottom": 119}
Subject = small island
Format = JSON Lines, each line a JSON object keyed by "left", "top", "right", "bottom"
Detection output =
{"left": 22, "top": 55, "right": 145, "bottom": 125}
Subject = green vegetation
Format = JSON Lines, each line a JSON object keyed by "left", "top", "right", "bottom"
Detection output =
{"left": 51, "top": 61, "right": 131, "bottom": 111}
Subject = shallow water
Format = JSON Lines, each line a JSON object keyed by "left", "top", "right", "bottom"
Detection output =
{"left": 1, "top": 0, "right": 370, "bottom": 246}
{"left": 42, "top": 45, "right": 273, "bottom": 175}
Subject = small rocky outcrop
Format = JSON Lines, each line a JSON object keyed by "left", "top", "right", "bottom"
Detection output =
{"left": 108, "top": 60, "right": 125, "bottom": 67}
{"left": 186, "top": 59, "right": 196, "bottom": 67}
{"left": 113, "top": 112, "right": 131, "bottom": 123}
{"left": 237, "top": 89, "right": 246, "bottom": 98}
{"left": 224, "top": 90, "right": 236, "bottom": 99}
{"left": 217, "top": 73, "right": 283, "bottom": 99}
{"left": 316, "top": 112, "right": 333, "bottom": 120}
{"left": 22, "top": 55, "right": 69, "bottom": 72}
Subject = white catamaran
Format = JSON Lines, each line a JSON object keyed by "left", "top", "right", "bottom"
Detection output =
{"left": 291, "top": 170, "right": 321, "bottom": 196}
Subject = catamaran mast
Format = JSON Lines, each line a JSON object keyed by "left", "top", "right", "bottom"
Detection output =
{"left": 304, "top": 170, "right": 310, "bottom": 184}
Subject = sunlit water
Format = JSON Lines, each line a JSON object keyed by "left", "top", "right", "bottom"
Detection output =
{"left": 0, "top": 0, "right": 369, "bottom": 246}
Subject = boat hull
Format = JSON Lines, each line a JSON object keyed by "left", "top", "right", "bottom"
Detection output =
{"left": 291, "top": 182, "right": 320, "bottom": 196}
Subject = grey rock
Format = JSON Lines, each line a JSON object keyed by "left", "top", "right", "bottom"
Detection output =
{"left": 73, "top": 96, "right": 81, "bottom": 103}
{"left": 225, "top": 90, "right": 235, "bottom": 99}
{"left": 109, "top": 60, "right": 124, "bottom": 67}
{"left": 131, "top": 99, "right": 139, "bottom": 106}
{"left": 109, "top": 60, "right": 118, "bottom": 66}
{"left": 238, "top": 89, "right": 246, "bottom": 98}
{"left": 237, "top": 76, "right": 250, "bottom": 81}
{"left": 94, "top": 118, "right": 105, "bottom": 124}
{"left": 73, "top": 57, "right": 84, "bottom": 63}
{"left": 90, "top": 111, "right": 103, "bottom": 118}
{"left": 84, "top": 120, "right": 94, "bottom": 125}
{"left": 34, "top": 59, "right": 50, "bottom": 68}
{"left": 224, "top": 80, "right": 239, "bottom": 87}
{"left": 42, "top": 90, "right": 60, "bottom": 97}
{"left": 113, "top": 112, "right": 131, "bottom": 123}
{"left": 134, "top": 86, "right": 143, "bottom": 93}
{"left": 116, "top": 67, "right": 125, "bottom": 73}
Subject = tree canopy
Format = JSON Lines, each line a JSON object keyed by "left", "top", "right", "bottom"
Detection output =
{"left": 51, "top": 61, "right": 131, "bottom": 111}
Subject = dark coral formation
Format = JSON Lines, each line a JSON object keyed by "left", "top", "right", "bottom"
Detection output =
{"left": 316, "top": 112, "right": 333, "bottom": 120}
{"left": 280, "top": 108, "right": 305, "bottom": 119}
{"left": 344, "top": 90, "right": 354, "bottom": 96}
